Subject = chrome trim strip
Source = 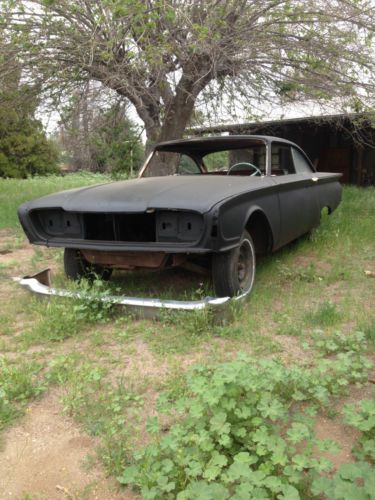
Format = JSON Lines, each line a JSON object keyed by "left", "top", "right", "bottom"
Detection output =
{"left": 13, "top": 269, "right": 234, "bottom": 311}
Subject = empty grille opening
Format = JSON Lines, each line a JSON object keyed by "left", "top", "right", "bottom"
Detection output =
{"left": 83, "top": 213, "right": 156, "bottom": 242}
{"left": 116, "top": 213, "right": 156, "bottom": 242}
{"left": 84, "top": 213, "right": 115, "bottom": 240}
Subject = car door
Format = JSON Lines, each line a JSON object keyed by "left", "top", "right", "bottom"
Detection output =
{"left": 270, "top": 142, "right": 319, "bottom": 249}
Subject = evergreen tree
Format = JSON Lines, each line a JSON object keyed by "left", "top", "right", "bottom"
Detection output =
{"left": 0, "top": 82, "right": 59, "bottom": 178}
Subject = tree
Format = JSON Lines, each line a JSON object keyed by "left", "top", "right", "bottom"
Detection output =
{"left": 2, "top": 1, "right": 375, "bottom": 150}
{"left": 0, "top": 55, "right": 59, "bottom": 178}
{"left": 89, "top": 104, "right": 144, "bottom": 176}
{"left": 59, "top": 90, "right": 144, "bottom": 175}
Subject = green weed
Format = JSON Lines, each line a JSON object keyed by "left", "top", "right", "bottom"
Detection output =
{"left": 69, "top": 277, "right": 118, "bottom": 323}
{"left": 0, "top": 358, "right": 44, "bottom": 429}
{"left": 304, "top": 301, "right": 342, "bottom": 327}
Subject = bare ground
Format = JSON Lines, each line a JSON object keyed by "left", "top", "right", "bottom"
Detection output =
{"left": 0, "top": 391, "right": 137, "bottom": 500}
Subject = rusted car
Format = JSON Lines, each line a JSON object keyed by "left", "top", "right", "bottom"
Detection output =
{"left": 18, "top": 136, "right": 342, "bottom": 298}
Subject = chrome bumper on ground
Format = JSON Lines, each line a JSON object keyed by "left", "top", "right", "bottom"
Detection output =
{"left": 13, "top": 269, "right": 234, "bottom": 316}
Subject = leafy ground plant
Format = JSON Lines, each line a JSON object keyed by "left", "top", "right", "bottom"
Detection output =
{"left": 119, "top": 353, "right": 372, "bottom": 499}
{"left": 343, "top": 398, "right": 375, "bottom": 462}
{"left": 312, "top": 461, "right": 375, "bottom": 500}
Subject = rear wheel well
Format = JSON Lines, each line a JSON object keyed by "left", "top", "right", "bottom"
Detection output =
{"left": 245, "top": 211, "right": 273, "bottom": 255}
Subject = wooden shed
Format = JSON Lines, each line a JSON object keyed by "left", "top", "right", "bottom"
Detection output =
{"left": 190, "top": 113, "right": 375, "bottom": 186}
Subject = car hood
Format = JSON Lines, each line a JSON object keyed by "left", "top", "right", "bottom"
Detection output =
{"left": 24, "top": 175, "right": 273, "bottom": 213}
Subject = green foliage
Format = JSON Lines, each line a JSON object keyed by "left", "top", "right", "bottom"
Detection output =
{"left": 344, "top": 398, "right": 375, "bottom": 462}
{"left": 69, "top": 277, "right": 118, "bottom": 323}
{"left": 118, "top": 353, "right": 372, "bottom": 498}
{"left": 0, "top": 358, "right": 44, "bottom": 429}
{"left": 89, "top": 105, "right": 144, "bottom": 177}
{"left": 203, "top": 151, "right": 230, "bottom": 172}
{"left": 311, "top": 461, "right": 375, "bottom": 500}
{"left": 3, "top": 0, "right": 375, "bottom": 144}
{"left": 0, "top": 87, "right": 59, "bottom": 178}
{"left": 308, "top": 330, "right": 368, "bottom": 355}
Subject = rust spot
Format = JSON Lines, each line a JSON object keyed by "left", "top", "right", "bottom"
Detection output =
{"left": 81, "top": 250, "right": 186, "bottom": 270}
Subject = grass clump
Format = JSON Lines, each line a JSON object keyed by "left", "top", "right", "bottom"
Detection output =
{"left": 304, "top": 301, "right": 342, "bottom": 328}
{"left": 21, "top": 300, "right": 85, "bottom": 345}
{"left": 119, "top": 352, "right": 372, "bottom": 498}
{"left": 0, "top": 358, "right": 44, "bottom": 429}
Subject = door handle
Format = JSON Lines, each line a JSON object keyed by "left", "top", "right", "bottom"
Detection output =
{"left": 311, "top": 177, "right": 318, "bottom": 182}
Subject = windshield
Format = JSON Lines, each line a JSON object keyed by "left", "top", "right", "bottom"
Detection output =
{"left": 141, "top": 145, "right": 267, "bottom": 177}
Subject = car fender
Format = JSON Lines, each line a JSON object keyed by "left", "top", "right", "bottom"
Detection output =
{"left": 214, "top": 188, "right": 280, "bottom": 252}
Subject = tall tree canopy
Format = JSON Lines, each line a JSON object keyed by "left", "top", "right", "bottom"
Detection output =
{"left": 1, "top": 0, "right": 375, "bottom": 148}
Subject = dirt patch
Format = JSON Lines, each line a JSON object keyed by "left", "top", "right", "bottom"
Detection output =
{"left": 314, "top": 384, "right": 374, "bottom": 471}
{"left": 0, "top": 391, "right": 137, "bottom": 500}
{"left": 0, "top": 246, "right": 34, "bottom": 267}
{"left": 275, "top": 335, "right": 310, "bottom": 363}
{"left": 314, "top": 415, "right": 360, "bottom": 470}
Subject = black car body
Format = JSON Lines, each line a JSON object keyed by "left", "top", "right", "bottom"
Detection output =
{"left": 18, "top": 136, "right": 342, "bottom": 297}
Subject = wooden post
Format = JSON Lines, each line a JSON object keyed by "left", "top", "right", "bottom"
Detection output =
{"left": 356, "top": 145, "right": 364, "bottom": 186}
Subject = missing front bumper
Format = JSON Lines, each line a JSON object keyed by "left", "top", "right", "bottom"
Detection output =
{"left": 13, "top": 268, "right": 234, "bottom": 316}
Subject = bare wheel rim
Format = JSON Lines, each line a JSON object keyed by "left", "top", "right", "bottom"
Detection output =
{"left": 236, "top": 238, "right": 255, "bottom": 293}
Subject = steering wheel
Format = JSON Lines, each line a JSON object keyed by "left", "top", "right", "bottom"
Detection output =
{"left": 227, "top": 162, "right": 262, "bottom": 176}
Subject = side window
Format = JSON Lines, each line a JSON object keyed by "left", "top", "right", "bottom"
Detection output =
{"left": 291, "top": 148, "right": 313, "bottom": 174}
{"left": 271, "top": 144, "right": 295, "bottom": 175}
{"left": 176, "top": 154, "right": 201, "bottom": 175}
{"left": 203, "top": 151, "right": 230, "bottom": 172}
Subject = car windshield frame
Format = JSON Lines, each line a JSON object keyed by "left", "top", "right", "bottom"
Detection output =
{"left": 139, "top": 137, "right": 270, "bottom": 178}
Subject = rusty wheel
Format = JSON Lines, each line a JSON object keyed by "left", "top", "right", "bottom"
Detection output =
{"left": 212, "top": 230, "right": 256, "bottom": 298}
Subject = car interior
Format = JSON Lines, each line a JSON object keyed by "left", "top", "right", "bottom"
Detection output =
{"left": 142, "top": 142, "right": 313, "bottom": 177}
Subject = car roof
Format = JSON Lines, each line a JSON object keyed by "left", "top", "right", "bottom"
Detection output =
{"left": 155, "top": 135, "right": 297, "bottom": 153}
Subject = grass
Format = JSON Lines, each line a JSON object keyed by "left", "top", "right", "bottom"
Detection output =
{"left": 0, "top": 172, "right": 111, "bottom": 230}
{"left": 0, "top": 176, "right": 374, "bottom": 496}
{"left": 0, "top": 358, "right": 45, "bottom": 430}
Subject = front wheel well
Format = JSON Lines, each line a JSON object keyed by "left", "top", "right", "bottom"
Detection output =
{"left": 245, "top": 210, "right": 273, "bottom": 255}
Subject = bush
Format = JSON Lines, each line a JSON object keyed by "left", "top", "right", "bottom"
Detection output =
{"left": 0, "top": 87, "right": 59, "bottom": 178}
